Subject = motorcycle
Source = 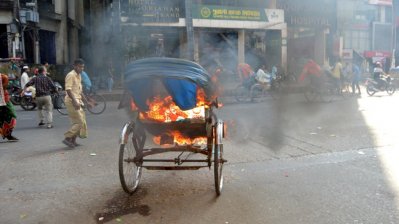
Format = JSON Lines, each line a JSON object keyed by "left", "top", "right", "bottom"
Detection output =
{"left": 20, "top": 91, "right": 36, "bottom": 110}
{"left": 365, "top": 76, "right": 396, "bottom": 96}
{"left": 9, "top": 82, "right": 22, "bottom": 105}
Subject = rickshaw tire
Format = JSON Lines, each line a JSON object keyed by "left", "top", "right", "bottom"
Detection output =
{"left": 119, "top": 126, "right": 142, "bottom": 194}
{"left": 214, "top": 120, "right": 224, "bottom": 196}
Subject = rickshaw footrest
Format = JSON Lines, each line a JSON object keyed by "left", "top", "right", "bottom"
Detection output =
{"left": 142, "top": 166, "right": 208, "bottom": 170}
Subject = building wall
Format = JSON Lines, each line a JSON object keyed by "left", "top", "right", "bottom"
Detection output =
{"left": 0, "top": 11, "right": 12, "bottom": 24}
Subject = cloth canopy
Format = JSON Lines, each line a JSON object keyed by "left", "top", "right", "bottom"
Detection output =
{"left": 124, "top": 57, "right": 214, "bottom": 111}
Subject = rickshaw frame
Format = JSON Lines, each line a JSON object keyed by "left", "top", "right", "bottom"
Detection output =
{"left": 118, "top": 58, "right": 226, "bottom": 196}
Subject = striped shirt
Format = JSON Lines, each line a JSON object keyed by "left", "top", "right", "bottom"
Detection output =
{"left": 25, "top": 74, "right": 56, "bottom": 97}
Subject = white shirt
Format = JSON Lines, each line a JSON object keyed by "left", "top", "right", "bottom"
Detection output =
{"left": 20, "top": 72, "right": 29, "bottom": 88}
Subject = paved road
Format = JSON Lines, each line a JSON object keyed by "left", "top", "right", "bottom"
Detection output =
{"left": 1, "top": 92, "right": 399, "bottom": 223}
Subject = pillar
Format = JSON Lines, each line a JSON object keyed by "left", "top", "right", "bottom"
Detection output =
{"left": 314, "top": 28, "right": 327, "bottom": 65}
{"left": 238, "top": 30, "right": 245, "bottom": 63}
{"left": 194, "top": 30, "right": 200, "bottom": 63}
{"left": 281, "top": 24, "right": 287, "bottom": 72}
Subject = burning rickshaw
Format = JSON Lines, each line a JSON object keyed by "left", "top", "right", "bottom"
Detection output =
{"left": 118, "top": 58, "right": 226, "bottom": 195}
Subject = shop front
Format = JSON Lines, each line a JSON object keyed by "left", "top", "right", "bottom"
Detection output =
{"left": 277, "top": 0, "right": 336, "bottom": 76}
{"left": 118, "top": 0, "right": 286, "bottom": 74}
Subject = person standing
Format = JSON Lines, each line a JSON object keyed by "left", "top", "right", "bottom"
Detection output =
{"left": 24, "top": 66, "right": 56, "bottom": 128}
{"left": 81, "top": 70, "right": 92, "bottom": 93}
{"left": 331, "top": 58, "right": 344, "bottom": 90}
{"left": 351, "top": 63, "right": 361, "bottom": 95}
{"left": 107, "top": 61, "right": 114, "bottom": 92}
{"left": 62, "top": 59, "right": 88, "bottom": 148}
{"left": 0, "top": 74, "right": 18, "bottom": 141}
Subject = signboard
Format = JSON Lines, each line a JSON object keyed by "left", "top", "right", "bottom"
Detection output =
{"left": 192, "top": 4, "right": 268, "bottom": 21}
{"left": 277, "top": 0, "right": 336, "bottom": 28}
{"left": 368, "top": 0, "right": 392, "bottom": 6}
{"left": 364, "top": 50, "right": 392, "bottom": 58}
{"left": 342, "top": 49, "right": 353, "bottom": 59}
{"left": 120, "top": 0, "right": 182, "bottom": 23}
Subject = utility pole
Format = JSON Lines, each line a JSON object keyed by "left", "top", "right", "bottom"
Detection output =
{"left": 33, "top": 0, "right": 40, "bottom": 64}
{"left": 185, "top": 0, "right": 194, "bottom": 61}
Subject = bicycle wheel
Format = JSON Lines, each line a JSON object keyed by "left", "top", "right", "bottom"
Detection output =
{"left": 304, "top": 86, "right": 318, "bottom": 102}
{"left": 56, "top": 93, "right": 68, "bottom": 115}
{"left": 119, "top": 123, "right": 142, "bottom": 194}
{"left": 250, "top": 84, "right": 264, "bottom": 102}
{"left": 286, "top": 74, "right": 297, "bottom": 84}
{"left": 87, "top": 94, "right": 106, "bottom": 114}
{"left": 214, "top": 120, "right": 225, "bottom": 196}
{"left": 234, "top": 85, "right": 248, "bottom": 102}
{"left": 20, "top": 97, "right": 36, "bottom": 110}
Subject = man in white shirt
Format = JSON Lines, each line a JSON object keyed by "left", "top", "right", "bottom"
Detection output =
{"left": 20, "top": 65, "right": 30, "bottom": 88}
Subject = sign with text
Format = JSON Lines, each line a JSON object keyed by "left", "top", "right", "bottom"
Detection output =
{"left": 120, "top": 0, "right": 182, "bottom": 23}
{"left": 368, "top": 0, "right": 392, "bottom": 6}
{"left": 277, "top": 0, "right": 336, "bottom": 28}
{"left": 192, "top": 4, "right": 269, "bottom": 21}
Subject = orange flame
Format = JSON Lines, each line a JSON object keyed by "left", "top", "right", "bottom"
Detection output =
{"left": 152, "top": 131, "right": 207, "bottom": 146}
{"left": 139, "top": 88, "right": 211, "bottom": 123}
{"left": 132, "top": 87, "right": 222, "bottom": 146}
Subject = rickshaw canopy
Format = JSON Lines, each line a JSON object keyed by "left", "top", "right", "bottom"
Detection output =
{"left": 124, "top": 57, "right": 214, "bottom": 111}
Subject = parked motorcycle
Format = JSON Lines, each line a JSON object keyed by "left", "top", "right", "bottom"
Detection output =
{"left": 365, "top": 76, "right": 395, "bottom": 96}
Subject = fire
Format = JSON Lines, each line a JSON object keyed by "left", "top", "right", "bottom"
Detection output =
{"left": 129, "top": 88, "right": 220, "bottom": 146}
{"left": 139, "top": 88, "right": 210, "bottom": 123}
{"left": 153, "top": 131, "right": 207, "bottom": 146}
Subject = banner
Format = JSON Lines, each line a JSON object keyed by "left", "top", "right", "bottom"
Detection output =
{"left": 368, "top": 0, "right": 392, "bottom": 6}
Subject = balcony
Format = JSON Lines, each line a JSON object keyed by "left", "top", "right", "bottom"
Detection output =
{"left": 0, "top": 0, "right": 14, "bottom": 10}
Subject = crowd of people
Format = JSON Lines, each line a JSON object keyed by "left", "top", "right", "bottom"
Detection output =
{"left": 0, "top": 59, "right": 90, "bottom": 148}
{"left": 0, "top": 56, "right": 392, "bottom": 145}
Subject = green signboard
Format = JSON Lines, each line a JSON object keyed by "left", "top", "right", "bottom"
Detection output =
{"left": 192, "top": 4, "right": 268, "bottom": 22}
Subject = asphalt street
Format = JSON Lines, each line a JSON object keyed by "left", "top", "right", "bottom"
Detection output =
{"left": 1, "top": 92, "right": 399, "bottom": 224}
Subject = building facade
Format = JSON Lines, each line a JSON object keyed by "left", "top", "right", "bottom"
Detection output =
{"left": 0, "top": 0, "right": 85, "bottom": 65}
{"left": 337, "top": 0, "right": 396, "bottom": 70}
{"left": 89, "top": 0, "right": 287, "bottom": 80}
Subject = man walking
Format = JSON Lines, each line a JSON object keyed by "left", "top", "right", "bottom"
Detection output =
{"left": 62, "top": 59, "right": 88, "bottom": 148}
{"left": 24, "top": 66, "right": 56, "bottom": 129}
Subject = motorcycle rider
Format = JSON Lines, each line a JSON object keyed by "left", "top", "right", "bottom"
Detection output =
{"left": 373, "top": 62, "right": 387, "bottom": 90}
{"left": 20, "top": 65, "right": 30, "bottom": 89}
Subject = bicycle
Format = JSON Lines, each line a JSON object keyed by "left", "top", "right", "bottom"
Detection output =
{"left": 56, "top": 90, "right": 106, "bottom": 115}
{"left": 303, "top": 77, "right": 343, "bottom": 103}
{"left": 234, "top": 81, "right": 277, "bottom": 102}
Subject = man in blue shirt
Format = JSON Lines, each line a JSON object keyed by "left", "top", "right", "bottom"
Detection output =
{"left": 80, "top": 71, "right": 92, "bottom": 93}
{"left": 352, "top": 63, "right": 361, "bottom": 95}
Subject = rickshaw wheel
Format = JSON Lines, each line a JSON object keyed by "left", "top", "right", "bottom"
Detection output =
{"left": 214, "top": 120, "right": 224, "bottom": 196}
{"left": 119, "top": 123, "right": 142, "bottom": 194}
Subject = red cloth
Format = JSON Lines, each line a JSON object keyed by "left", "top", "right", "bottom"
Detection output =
{"left": 299, "top": 60, "right": 321, "bottom": 82}
{"left": 237, "top": 63, "right": 253, "bottom": 79}
{"left": 1, "top": 74, "right": 9, "bottom": 103}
